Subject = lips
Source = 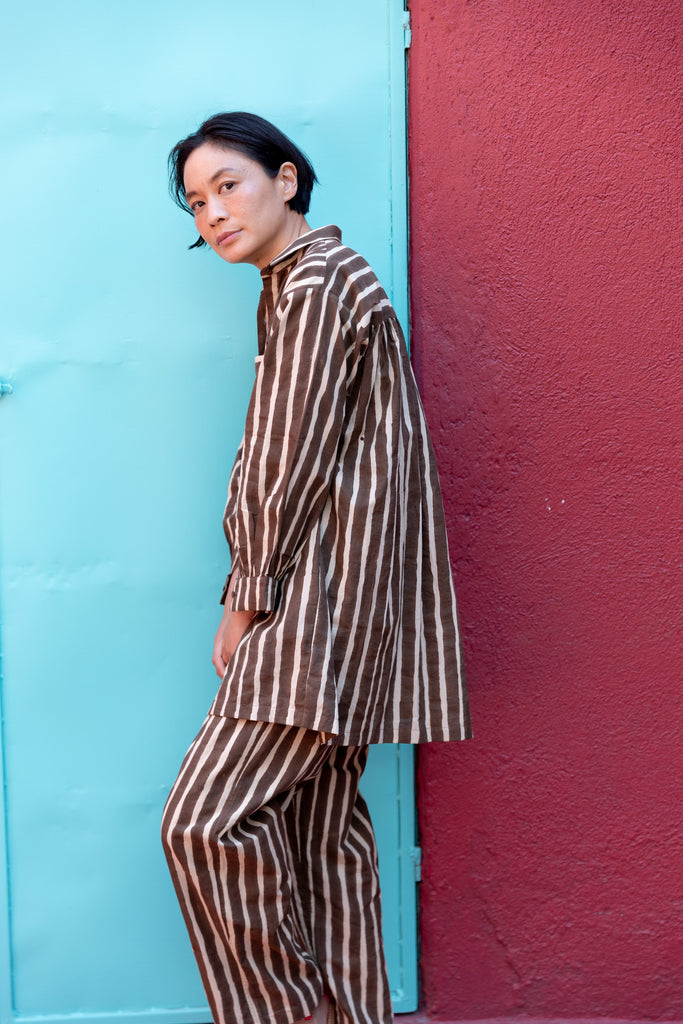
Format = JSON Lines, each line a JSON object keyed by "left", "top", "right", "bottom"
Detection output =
{"left": 216, "top": 229, "right": 240, "bottom": 247}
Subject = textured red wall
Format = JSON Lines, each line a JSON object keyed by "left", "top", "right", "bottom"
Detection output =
{"left": 409, "top": 1, "right": 683, "bottom": 1020}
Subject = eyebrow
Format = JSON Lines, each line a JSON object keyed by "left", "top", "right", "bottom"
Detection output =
{"left": 185, "top": 167, "right": 239, "bottom": 201}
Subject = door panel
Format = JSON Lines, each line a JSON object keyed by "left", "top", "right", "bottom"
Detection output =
{"left": 0, "top": 2, "right": 415, "bottom": 1020}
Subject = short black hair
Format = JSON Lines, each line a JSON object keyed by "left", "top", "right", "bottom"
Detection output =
{"left": 168, "top": 111, "right": 318, "bottom": 249}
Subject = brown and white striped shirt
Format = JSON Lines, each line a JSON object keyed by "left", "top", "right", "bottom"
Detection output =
{"left": 211, "top": 226, "right": 471, "bottom": 745}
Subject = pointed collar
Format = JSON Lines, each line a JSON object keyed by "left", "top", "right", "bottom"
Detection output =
{"left": 263, "top": 225, "right": 342, "bottom": 274}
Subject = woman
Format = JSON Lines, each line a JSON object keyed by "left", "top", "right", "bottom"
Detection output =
{"left": 161, "top": 112, "right": 471, "bottom": 1024}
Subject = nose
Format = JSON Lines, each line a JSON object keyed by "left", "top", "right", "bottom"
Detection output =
{"left": 206, "top": 194, "right": 227, "bottom": 226}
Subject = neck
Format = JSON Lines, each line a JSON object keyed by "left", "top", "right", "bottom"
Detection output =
{"left": 279, "top": 213, "right": 311, "bottom": 253}
{"left": 257, "top": 212, "right": 311, "bottom": 270}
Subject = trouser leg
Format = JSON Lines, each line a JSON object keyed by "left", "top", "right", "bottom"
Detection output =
{"left": 161, "top": 715, "right": 330, "bottom": 1024}
{"left": 287, "top": 746, "right": 393, "bottom": 1024}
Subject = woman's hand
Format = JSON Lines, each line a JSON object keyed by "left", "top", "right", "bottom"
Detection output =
{"left": 212, "top": 606, "right": 257, "bottom": 677}
{"left": 212, "top": 573, "right": 259, "bottom": 677}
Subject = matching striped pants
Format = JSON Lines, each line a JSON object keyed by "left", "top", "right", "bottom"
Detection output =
{"left": 161, "top": 715, "right": 393, "bottom": 1024}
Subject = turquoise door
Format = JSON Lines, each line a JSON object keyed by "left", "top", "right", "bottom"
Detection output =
{"left": 0, "top": 3, "right": 416, "bottom": 1021}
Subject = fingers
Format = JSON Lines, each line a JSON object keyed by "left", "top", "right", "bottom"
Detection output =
{"left": 213, "top": 608, "right": 257, "bottom": 678}
{"left": 212, "top": 633, "right": 227, "bottom": 678}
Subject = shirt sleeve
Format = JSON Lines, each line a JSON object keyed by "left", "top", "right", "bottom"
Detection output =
{"left": 218, "top": 440, "right": 244, "bottom": 604}
{"left": 229, "top": 278, "right": 349, "bottom": 613}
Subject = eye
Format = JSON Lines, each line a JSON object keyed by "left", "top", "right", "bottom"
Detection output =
{"left": 219, "top": 181, "right": 235, "bottom": 193}
{"left": 189, "top": 200, "right": 204, "bottom": 213}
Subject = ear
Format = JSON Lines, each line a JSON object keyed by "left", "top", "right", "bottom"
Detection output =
{"left": 279, "top": 161, "right": 299, "bottom": 203}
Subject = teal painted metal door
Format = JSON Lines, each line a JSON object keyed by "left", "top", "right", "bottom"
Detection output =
{"left": 0, "top": 3, "right": 416, "bottom": 1022}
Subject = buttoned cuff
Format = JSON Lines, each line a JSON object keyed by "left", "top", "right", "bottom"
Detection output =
{"left": 231, "top": 573, "right": 280, "bottom": 613}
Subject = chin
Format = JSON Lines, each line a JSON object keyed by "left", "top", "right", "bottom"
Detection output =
{"left": 213, "top": 247, "right": 241, "bottom": 265}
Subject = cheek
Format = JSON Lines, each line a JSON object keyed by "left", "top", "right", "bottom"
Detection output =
{"left": 243, "top": 183, "right": 276, "bottom": 215}
{"left": 193, "top": 213, "right": 210, "bottom": 239}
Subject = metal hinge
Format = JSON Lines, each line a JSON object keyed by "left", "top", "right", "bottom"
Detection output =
{"left": 409, "top": 845, "right": 422, "bottom": 881}
{"left": 402, "top": 11, "right": 412, "bottom": 49}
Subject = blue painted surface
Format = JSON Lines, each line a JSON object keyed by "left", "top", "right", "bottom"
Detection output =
{"left": 0, "top": 2, "right": 414, "bottom": 1020}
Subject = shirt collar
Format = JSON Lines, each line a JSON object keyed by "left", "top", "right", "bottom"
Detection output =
{"left": 264, "top": 225, "right": 342, "bottom": 273}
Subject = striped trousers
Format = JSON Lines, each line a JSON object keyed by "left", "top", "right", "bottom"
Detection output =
{"left": 161, "top": 715, "right": 393, "bottom": 1024}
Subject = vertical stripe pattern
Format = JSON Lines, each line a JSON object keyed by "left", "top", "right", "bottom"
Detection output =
{"left": 213, "top": 226, "right": 471, "bottom": 745}
{"left": 161, "top": 716, "right": 392, "bottom": 1024}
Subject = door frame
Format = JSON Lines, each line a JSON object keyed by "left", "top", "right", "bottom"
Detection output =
{"left": 0, "top": 660, "right": 12, "bottom": 1024}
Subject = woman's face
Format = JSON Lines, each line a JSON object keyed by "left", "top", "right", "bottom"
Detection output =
{"left": 183, "top": 142, "right": 299, "bottom": 269}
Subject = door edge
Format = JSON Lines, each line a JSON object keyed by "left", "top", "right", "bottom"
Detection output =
{"left": 388, "top": 0, "right": 410, "bottom": 336}
{"left": 0, "top": 660, "right": 14, "bottom": 1024}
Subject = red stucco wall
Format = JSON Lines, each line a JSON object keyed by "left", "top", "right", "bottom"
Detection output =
{"left": 409, "top": 1, "right": 683, "bottom": 1020}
